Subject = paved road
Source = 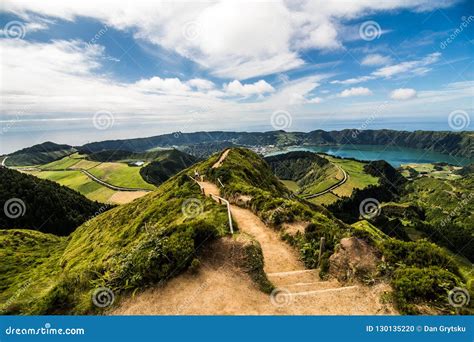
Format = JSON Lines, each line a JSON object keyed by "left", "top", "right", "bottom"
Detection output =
{"left": 1, "top": 156, "right": 8, "bottom": 167}
{"left": 302, "top": 164, "right": 348, "bottom": 199}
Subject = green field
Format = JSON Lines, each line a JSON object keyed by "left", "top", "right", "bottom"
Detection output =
{"left": 39, "top": 153, "right": 84, "bottom": 170}
{"left": 38, "top": 154, "right": 155, "bottom": 190}
{"left": 400, "top": 163, "right": 462, "bottom": 180}
{"left": 305, "top": 156, "right": 378, "bottom": 205}
{"left": 25, "top": 170, "right": 117, "bottom": 203}
{"left": 86, "top": 162, "right": 155, "bottom": 190}
{"left": 23, "top": 154, "right": 156, "bottom": 203}
{"left": 323, "top": 156, "right": 379, "bottom": 197}
{"left": 308, "top": 192, "right": 340, "bottom": 206}
{"left": 280, "top": 180, "right": 300, "bottom": 192}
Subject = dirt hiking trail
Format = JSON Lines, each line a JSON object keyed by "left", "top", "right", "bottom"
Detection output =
{"left": 111, "top": 149, "right": 396, "bottom": 315}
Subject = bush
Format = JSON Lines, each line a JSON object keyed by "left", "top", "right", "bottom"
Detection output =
{"left": 392, "top": 266, "right": 460, "bottom": 314}
{"left": 380, "top": 239, "right": 460, "bottom": 276}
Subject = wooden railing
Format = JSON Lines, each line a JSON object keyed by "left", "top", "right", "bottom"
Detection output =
{"left": 188, "top": 175, "right": 234, "bottom": 234}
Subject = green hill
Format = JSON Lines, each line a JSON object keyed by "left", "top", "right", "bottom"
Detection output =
{"left": 0, "top": 168, "right": 109, "bottom": 236}
{"left": 6, "top": 141, "right": 76, "bottom": 166}
{"left": 0, "top": 148, "right": 471, "bottom": 315}
{"left": 139, "top": 150, "right": 198, "bottom": 186}
{"left": 0, "top": 168, "right": 229, "bottom": 314}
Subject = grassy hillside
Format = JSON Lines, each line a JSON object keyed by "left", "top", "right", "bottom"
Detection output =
{"left": 140, "top": 149, "right": 198, "bottom": 186}
{"left": 1, "top": 148, "right": 471, "bottom": 315}
{"left": 0, "top": 171, "right": 229, "bottom": 314}
{"left": 205, "top": 149, "right": 471, "bottom": 314}
{"left": 0, "top": 168, "right": 109, "bottom": 236}
{"left": 400, "top": 175, "right": 474, "bottom": 261}
{"left": 26, "top": 169, "right": 118, "bottom": 203}
{"left": 6, "top": 142, "right": 76, "bottom": 166}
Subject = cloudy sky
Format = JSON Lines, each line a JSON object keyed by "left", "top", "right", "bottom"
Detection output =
{"left": 0, "top": 0, "right": 473, "bottom": 153}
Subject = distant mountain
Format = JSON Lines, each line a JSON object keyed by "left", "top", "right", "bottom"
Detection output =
{"left": 0, "top": 168, "right": 110, "bottom": 235}
{"left": 6, "top": 141, "right": 76, "bottom": 166}
{"left": 76, "top": 130, "right": 473, "bottom": 159}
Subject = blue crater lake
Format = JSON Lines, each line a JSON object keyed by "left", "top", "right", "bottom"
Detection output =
{"left": 267, "top": 145, "right": 472, "bottom": 167}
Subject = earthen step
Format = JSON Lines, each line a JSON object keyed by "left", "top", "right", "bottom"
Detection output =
{"left": 267, "top": 269, "right": 320, "bottom": 285}
{"left": 283, "top": 281, "right": 342, "bottom": 292}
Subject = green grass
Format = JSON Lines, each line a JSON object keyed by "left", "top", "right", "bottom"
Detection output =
{"left": 0, "top": 171, "right": 229, "bottom": 314}
{"left": 400, "top": 163, "right": 463, "bottom": 180}
{"left": 0, "top": 230, "right": 67, "bottom": 314}
{"left": 298, "top": 163, "right": 341, "bottom": 195}
{"left": 24, "top": 170, "right": 117, "bottom": 203}
{"left": 308, "top": 192, "right": 340, "bottom": 206}
{"left": 87, "top": 162, "right": 155, "bottom": 190}
{"left": 280, "top": 180, "right": 299, "bottom": 192}
{"left": 322, "top": 156, "right": 379, "bottom": 197}
{"left": 40, "top": 153, "right": 84, "bottom": 170}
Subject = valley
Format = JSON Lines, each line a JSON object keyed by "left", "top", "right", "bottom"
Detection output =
{"left": 0, "top": 136, "right": 472, "bottom": 316}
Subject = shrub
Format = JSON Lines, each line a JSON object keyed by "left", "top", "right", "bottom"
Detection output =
{"left": 380, "top": 239, "right": 460, "bottom": 276}
{"left": 392, "top": 266, "right": 460, "bottom": 314}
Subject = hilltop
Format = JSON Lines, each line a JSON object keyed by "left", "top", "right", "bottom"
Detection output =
{"left": 5, "top": 141, "right": 76, "bottom": 166}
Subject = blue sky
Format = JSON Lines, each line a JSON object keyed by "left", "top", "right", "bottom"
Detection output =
{"left": 0, "top": 0, "right": 473, "bottom": 153}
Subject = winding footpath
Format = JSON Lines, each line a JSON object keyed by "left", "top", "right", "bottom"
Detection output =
{"left": 112, "top": 149, "right": 395, "bottom": 315}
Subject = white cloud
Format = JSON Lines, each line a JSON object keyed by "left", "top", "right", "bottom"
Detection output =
{"left": 372, "top": 52, "right": 440, "bottom": 78}
{"left": 339, "top": 87, "right": 373, "bottom": 97}
{"left": 187, "top": 78, "right": 215, "bottom": 90}
{"left": 390, "top": 88, "right": 417, "bottom": 100}
{"left": 306, "top": 96, "right": 323, "bottom": 104}
{"left": 0, "top": 0, "right": 457, "bottom": 79}
{"left": 134, "top": 77, "right": 191, "bottom": 93}
{"left": 331, "top": 52, "right": 441, "bottom": 85}
{"left": 331, "top": 75, "right": 375, "bottom": 85}
{"left": 361, "top": 54, "right": 392, "bottom": 66}
{"left": 223, "top": 80, "right": 275, "bottom": 96}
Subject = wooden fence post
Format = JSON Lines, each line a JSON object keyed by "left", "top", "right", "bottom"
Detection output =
{"left": 318, "top": 237, "right": 325, "bottom": 267}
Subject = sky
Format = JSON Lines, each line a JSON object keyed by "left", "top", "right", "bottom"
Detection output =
{"left": 0, "top": 0, "right": 473, "bottom": 154}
